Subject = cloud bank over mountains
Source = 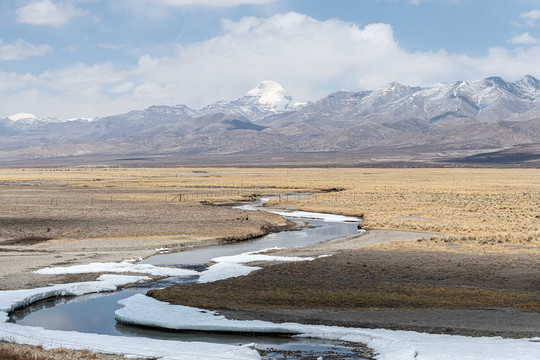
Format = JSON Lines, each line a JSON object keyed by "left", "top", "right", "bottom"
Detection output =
{"left": 3, "top": 6, "right": 540, "bottom": 120}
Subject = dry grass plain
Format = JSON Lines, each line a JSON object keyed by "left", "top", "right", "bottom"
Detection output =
{"left": 0, "top": 168, "right": 291, "bottom": 243}
{"left": 1, "top": 167, "right": 539, "bottom": 338}
{"left": 0, "top": 168, "right": 291, "bottom": 290}
{"left": 2, "top": 167, "right": 538, "bottom": 248}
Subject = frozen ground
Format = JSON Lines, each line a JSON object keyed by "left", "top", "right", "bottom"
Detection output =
{"left": 116, "top": 248, "right": 540, "bottom": 360}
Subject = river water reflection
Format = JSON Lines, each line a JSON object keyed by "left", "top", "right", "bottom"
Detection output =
{"left": 10, "top": 213, "right": 365, "bottom": 359}
{"left": 142, "top": 218, "right": 358, "bottom": 266}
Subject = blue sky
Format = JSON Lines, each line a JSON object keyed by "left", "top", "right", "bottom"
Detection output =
{"left": 2, "top": 0, "right": 540, "bottom": 119}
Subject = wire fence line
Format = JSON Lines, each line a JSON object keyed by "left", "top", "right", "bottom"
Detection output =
{"left": 0, "top": 188, "right": 320, "bottom": 206}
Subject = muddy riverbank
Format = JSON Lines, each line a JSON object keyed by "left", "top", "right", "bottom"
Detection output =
{"left": 150, "top": 230, "right": 540, "bottom": 339}
{"left": 0, "top": 200, "right": 299, "bottom": 290}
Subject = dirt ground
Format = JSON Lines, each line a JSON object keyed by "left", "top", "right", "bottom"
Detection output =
{"left": 0, "top": 186, "right": 292, "bottom": 290}
{"left": 150, "top": 230, "right": 540, "bottom": 338}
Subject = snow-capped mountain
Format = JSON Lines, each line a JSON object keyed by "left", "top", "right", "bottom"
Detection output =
{"left": 5, "top": 112, "right": 69, "bottom": 124}
{"left": 264, "top": 75, "right": 540, "bottom": 127}
{"left": 1, "top": 76, "right": 539, "bottom": 165}
{"left": 8, "top": 113, "right": 38, "bottom": 121}
{"left": 200, "top": 80, "right": 298, "bottom": 121}
{"left": 0, "top": 112, "right": 77, "bottom": 136}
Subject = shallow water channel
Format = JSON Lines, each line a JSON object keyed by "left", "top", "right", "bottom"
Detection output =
{"left": 10, "top": 206, "right": 367, "bottom": 359}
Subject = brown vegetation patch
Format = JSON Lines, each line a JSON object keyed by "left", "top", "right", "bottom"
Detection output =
{"left": 0, "top": 342, "right": 138, "bottom": 360}
{"left": 149, "top": 248, "right": 540, "bottom": 312}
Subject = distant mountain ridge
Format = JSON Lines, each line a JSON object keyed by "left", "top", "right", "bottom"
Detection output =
{"left": 1, "top": 76, "right": 540, "bottom": 165}
{"left": 260, "top": 75, "right": 540, "bottom": 128}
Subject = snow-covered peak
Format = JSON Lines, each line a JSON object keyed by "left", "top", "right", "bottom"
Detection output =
{"left": 244, "top": 80, "right": 293, "bottom": 107}
{"left": 200, "top": 80, "right": 297, "bottom": 121}
{"left": 482, "top": 76, "right": 511, "bottom": 91}
{"left": 5, "top": 112, "right": 79, "bottom": 124}
{"left": 8, "top": 113, "right": 37, "bottom": 121}
{"left": 514, "top": 75, "right": 540, "bottom": 92}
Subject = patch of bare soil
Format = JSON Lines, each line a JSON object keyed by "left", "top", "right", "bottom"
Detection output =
{"left": 149, "top": 232, "right": 540, "bottom": 337}
{"left": 150, "top": 248, "right": 540, "bottom": 311}
{"left": 0, "top": 186, "right": 293, "bottom": 290}
{"left": 0, "top": 236, "right": 54, "bottom": 246}
{"left": 0, "top": 200, "right": 285, "bottom": 244}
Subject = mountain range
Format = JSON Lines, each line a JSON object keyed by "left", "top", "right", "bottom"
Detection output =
{"left": 1, "top": 77, "right": 539, "bottom": 166}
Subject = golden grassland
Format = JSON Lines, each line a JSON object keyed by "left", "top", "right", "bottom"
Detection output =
{"left": 2, "top": 167, "right": 540, "bottom": 319}
{"left": 1, "top": 167, "right": 538, "bottom": 247}
{"left": 268, "top": 168, "right": 539, "bottom": 247}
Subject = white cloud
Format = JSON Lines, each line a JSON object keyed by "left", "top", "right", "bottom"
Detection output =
{"left": 459, "top": 46, "right": 540, "bottom": 79}
{"left": 509, "top": 32, "right": 537, "bottom": 45}
{"left": 110, "top": 81, "right": 135, "bottom": 94}
{"left": 3, "top": 12, "right": 540, "bottom": 119}
{"left": 127, "top": 12, "right": 464, "bottom": 105}
{"left": 144, "top": 0, "right": 278, "bottom": 7}
{"left": 520, "top": 9, "right": 540, "bottom": 27}
{"left": 0, "top": 38, "right": 52, "bottom": 60}
{"left": 16, "top": 0, "right": 87, "bottom": 27}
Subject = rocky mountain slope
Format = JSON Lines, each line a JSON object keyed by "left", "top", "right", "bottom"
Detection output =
{"left": 1, "top": 77, "right": 539, "bottom": 165}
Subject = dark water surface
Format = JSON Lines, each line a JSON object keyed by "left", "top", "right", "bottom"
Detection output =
{"left": 142, "top": 219, "right": 358, "bottom": 265}
{"left": 10, "top": 213, "right": 366, "bottom": 359}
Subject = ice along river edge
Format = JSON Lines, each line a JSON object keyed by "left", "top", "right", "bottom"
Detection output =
{"left": 1, "top": 208, "right": 360, "bottom": 359}
{"left": 1, "top": 205, "right": 539, "bottom": 359}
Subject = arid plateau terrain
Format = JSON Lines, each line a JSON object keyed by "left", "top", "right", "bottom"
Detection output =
{"left": 0, "top": 167, "right": 539, "bottom": 359}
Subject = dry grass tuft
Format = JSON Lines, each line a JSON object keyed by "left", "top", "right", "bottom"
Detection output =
{"left": 0, "top": 345, "right": 53, "bottom": 360}
{"left": 0, "top": 341, "right": 145, "bottom": 360}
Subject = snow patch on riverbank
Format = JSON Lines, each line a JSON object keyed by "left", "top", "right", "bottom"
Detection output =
{"left": 199, "top": 250, "right": 315, "bottom": 283}
{"left": 116, "top": 294, "right": 540, "bottom": 360}
{"left": 116, "top": 294, "right": 298, "bottom": 333}
{"left": 235, "top": 199, "right": 360, "bottom": 223}
{"left": 34, "top": 261, "right": 198, "bottom": 277}
{"left": 0, "top": 323, "right": 259, "bottom": 360}
{"left": 0, "top": 275, "right": 259, "bottom": 360}
{"left": 269, "top": 209, "right": 359, "bottom": 223}
{"left": 0, "top": 275, "right": 148, "bottom": 318}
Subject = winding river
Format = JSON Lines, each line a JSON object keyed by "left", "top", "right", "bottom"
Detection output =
{"left": 9, "top": 203, "right": 366, "bottom": 359}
